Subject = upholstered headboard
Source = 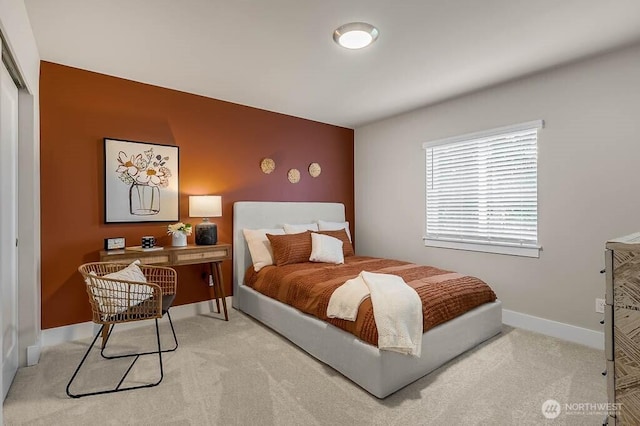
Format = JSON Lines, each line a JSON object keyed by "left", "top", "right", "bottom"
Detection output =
{"left": 232, "top": 201, "right": 346, "bottom": 309}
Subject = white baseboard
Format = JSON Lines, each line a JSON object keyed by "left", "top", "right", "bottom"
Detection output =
{"left": 41, "top": 299, "right": 603, "bottom": 352}
{"left": 503, "top": 309, "right": 604, "bottom": 350}
{"left": 42, "top": 298, "right": 229, "bottom": 348}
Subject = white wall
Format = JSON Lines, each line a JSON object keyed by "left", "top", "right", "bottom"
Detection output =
{"left": 0, "top": 0, "right": 41, "bottom": 369}
{"left": 355, "top": 43, "right": 640, "bottom": 333}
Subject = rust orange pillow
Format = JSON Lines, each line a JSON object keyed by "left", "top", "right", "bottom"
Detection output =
{"left": 266, "top": 231, "right": 312, "bottom": 266}
{"left": 316, "top": 229, "right": 354, "bottom": 257}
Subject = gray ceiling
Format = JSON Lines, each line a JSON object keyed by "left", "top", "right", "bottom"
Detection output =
{"left": 24, "top": 0, "right": 640, "bottom": 128}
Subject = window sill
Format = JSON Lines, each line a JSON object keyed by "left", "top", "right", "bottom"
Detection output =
{"left": 424, "top": 239, "right": 540, "bottom": 258}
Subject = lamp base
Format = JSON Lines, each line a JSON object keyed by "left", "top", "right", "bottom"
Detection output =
{"left": 195, "top": 222, "right": 218, "bottom": 245}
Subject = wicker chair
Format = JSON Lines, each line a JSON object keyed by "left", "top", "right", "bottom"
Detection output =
{"left": 66, "top": 262, "right": 179, "bottom": 398}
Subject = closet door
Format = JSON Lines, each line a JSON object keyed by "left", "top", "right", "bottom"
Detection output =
{"left": 1, "top": 59, "right": 19, "bottom": 401}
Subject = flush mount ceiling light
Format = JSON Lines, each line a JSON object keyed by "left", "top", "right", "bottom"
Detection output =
{"left": 333, "top": 22, "right": 379, "bottom": 49}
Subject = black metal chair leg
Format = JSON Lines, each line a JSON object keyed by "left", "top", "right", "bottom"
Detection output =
{"left": 66, "top": 325, "right": 104, "bottom": 398}
{"left": 101, "top": 310, "right": 178, "bottom": 359}
{"left": 155, "top": 318, "right": 164, "bottom": 384}
{"left": 66, "top": 319, "right": 165, "bottom": 398}
{"left": 165, "top": 310, "right": 179, "bottom": 352}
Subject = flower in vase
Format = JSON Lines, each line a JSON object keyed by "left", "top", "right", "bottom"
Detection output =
{"left": 167, "top": 222, "right": 192, "bottom": 236}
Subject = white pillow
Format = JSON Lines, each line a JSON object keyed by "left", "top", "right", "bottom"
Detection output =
{"left": 87, "top": 260, "right": 154, "bottom": 315}
{"left": 243, "top": 228, "right": 285, "bottom": 271}
{"left": 317, "top": 220, "right": 352, "bottom": 242}
{"left": 309, "top": 233, "right": 344, "bottom": 264}
{"left": 284, "top": 223, "right": 319, "bottom": 234}
{"left": 106, "top": 259, "right": 147, "bottom": 283}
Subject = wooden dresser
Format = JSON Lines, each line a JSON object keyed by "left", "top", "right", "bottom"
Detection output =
{"left": 605, "top": 233, "right": 640, "bottom": 425}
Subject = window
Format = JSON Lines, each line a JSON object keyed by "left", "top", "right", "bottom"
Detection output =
{"left": 423, "top": 120, "right": 543, "bottom": 257}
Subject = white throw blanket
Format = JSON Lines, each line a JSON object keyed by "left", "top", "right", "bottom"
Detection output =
{"left": 327, "top": 271, "right": 423, "bottom": 356}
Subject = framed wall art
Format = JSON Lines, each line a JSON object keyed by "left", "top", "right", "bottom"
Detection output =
{"left": 104, "top": 138, "right": 179, "bottom": 223}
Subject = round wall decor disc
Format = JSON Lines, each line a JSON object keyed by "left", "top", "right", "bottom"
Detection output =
{"left": 308, "top": 162, "right": 321, "bottom": 177}
{"left": 260, "top": 158, "right": 276, "bottom": 174}
{"left": 287, "top": 168, "right": 301, "bottom": 183}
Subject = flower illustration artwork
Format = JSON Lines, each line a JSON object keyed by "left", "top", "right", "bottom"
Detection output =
{"left": 115, "top": 148, "right": 173, "bottom": 216}
{"left": 105, "top": 139, "right": 179, "bottom": 223}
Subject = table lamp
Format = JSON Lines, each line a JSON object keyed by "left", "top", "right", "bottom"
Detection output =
{"left": 189, "top": 195, "right": 222, "bottom": 245}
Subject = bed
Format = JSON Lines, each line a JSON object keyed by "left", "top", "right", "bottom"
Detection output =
{"left": 232, "top": 201, "right": 502, "bottom": 398}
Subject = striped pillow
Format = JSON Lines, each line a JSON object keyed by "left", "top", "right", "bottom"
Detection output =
{"left": 266, "top": 231, "right": 312, "bottom": 266}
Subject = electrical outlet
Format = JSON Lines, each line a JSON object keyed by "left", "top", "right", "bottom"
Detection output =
{"left": 208, "top": 274, "right": 214, "bottom": 287}
{"left": 595, "top": 298, "right": 606, "bottom": 314}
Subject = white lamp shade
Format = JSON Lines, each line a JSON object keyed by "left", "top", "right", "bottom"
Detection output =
{"left": 189, "top": 195, "right": 222, "bottom": 218}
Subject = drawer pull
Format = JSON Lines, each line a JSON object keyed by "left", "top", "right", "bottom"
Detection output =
{"left": 600, "top": 319, "right": 605, "bottom": 325}
{"left": 602, "top": 369, "right": 607, "bottom": 376}
{"left": 600, "top": 268, "right": 606, "bottom": 274}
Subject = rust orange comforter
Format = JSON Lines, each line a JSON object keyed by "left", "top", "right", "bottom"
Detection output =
{"left": 244, "top": 256, "right": 497, "bottom": 347}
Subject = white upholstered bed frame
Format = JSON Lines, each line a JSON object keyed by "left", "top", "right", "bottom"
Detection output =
{"left": 232, "top": 201, "right": 502, "bottom": 398}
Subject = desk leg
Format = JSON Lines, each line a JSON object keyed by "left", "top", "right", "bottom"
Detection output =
{"left": 101, "top": 324, "right": 111, "bottom": 348}
{"left": 211, "top": 261, "right": 228, "bottom": 321}
{"left": 208, "top": 263, "right": 221, "bottom": 314}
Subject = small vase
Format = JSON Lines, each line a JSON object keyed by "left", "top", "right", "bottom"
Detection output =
{"left": 172, "top": 232, "right": 188, "bottom": 247}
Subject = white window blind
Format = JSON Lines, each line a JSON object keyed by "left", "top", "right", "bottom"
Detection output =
{"left": 423, "top": 120, "right": 542, "bottom": 255}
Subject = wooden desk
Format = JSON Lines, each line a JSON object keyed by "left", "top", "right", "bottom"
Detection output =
{"left": 99, "top": 243, "right": 232, "bottom": 320}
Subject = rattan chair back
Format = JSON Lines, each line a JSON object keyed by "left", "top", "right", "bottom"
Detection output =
{"left": 78, "top": 262, "right": 177, "bottom": 325}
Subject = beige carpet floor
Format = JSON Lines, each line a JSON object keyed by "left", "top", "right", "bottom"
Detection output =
{"left": 3, "top": 307, "right": 606, "bottom": 425}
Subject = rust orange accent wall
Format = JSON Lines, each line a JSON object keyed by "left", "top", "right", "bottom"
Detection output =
{"left": 40, "top": 61, "right": 354, "bottom": 329}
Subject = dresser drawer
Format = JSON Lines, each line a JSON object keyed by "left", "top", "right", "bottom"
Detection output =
{"left": 614, "top": 306, "right": 640, "bottom": 424}
{"left": 612, "top": 250, "right": 640, "bottom": 309}
{"left": 100, "top": 252, "right": 171, "bottom": 265}
{"left": 174, "top": 248, "right": 229, "bottom": 263}
{"left": 162, "top": 244, "right": 232, "bottom": 266}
